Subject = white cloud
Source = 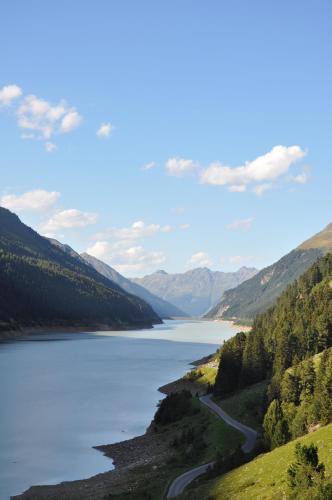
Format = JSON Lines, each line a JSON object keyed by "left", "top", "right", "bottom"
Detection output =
{"left": 85, "top": 241, "right": 111, "bottom": 260}
{"left": 166, "top": 157, "right": 197, "bottom": 177}
{"left": 179, "top": 223, "right": 190, "bottom": 230}
{"left": 96, "top": 122, "right": 113, "bottom": 138}
{"left": 226, "top": 218, "right": 253, "bottom": 230}
{"left": 45, "top": 142, "right": 57, "bottom": 153}
{"left": 161, "top": 225, "right": 173, "bottom": 233}
{"left": 289, "top": 171, "right": 309, "bottom": 184}
{"left": 187, "top": 251, "right": 212, "bottom": 268}
{"left": 0, "top": 84, "right": 22, "bottom": 106}
{"left": 40, "top": 209, "right": 97, "bottom": 233}
{"left": 86, "top": 241, "right": 166, "bottom": 275}
{"left": 94, "top": 220, "right": 173, "bottom": 241}
{"left": 113, "top": 220, "right": 160, "bottom": 239}
{"left": 253, "top": 183, "right": 273, "bottom": 196}
{"left": 200, "top": 145, "right": 306, "bottom": 191}
{"left": 15, "top": 94, "right": 82, "bottom": 140}
{"left": 0, "top": 189, "right": 60, "bottom": 212}
{"left": 141, "top": 161, "right": 156, "bottom": 171}
{"left": 60, "top": 110, "right": 82, "bottom": 133}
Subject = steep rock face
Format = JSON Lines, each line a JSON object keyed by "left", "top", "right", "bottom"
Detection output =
{"left": 208, "top": 222, "right": 332, "bottom": 323}
{"left": 132, "top": 266, "right": 258, "bottom": 317}
{"left": 0, "top": 208, "right": 160, "bottom": 334}
{"left": 81, "top": 253, "right": 187, "bottom": 318}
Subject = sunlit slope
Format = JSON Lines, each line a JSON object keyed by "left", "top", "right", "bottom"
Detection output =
{"left": 181, "top": 423, "right": 332, "bottom": 500}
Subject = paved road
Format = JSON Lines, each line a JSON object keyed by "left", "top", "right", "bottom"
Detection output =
{"left": 166, "top": 394, "right": 257, "bottom": 498}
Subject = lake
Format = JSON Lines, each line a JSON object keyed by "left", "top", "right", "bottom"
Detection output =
{"left": 0, "top": 319, "right": 235, "bottom": 499}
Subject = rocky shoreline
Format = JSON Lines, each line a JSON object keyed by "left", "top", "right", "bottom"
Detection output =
{"left": 13, "top": 400, "right": 177, "bottom": 500}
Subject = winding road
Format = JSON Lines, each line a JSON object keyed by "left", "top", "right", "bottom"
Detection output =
{"left": 166, "top": 394, "right": 258, "bottom": 498}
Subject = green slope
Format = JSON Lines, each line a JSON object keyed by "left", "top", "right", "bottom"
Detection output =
{"left": 0, "top": 208, "right": 160, "bottom": 334}
{"left": 180, "top": 423, "right": 332, "bottom": 500}
{"left": 207, "top": 222, "right": 332, "bottom": 323}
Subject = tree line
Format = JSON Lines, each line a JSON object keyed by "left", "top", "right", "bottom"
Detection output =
{"left": 213, "top": 254, "right": 332, "bottom": 449}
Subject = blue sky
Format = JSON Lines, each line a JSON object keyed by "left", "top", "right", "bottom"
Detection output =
{"left": 0, "top": 0, "right": 331, "bottom": 276}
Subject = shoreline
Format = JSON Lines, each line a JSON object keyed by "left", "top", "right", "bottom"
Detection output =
{"left": 11, "top": 319, "right": 232, "bottom": 499}
{"left": 0, "top": 321, "right": 159, "bottom": 342}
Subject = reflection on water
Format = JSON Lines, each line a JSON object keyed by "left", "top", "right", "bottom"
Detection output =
{"left": 0, "top": 320, "right": 234, "bottom": 499}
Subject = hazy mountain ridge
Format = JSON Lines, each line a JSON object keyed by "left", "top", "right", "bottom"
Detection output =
{"left": 207, "top": 222, "right": 332, "bottom": 323}
{"left": 0, "top": 208, "right": 160, "bottom": 334}
{"left": 132, "top": 266, "right": 258, "bottom": 316}
{"left": 81, "top": 253, "right": 187, "bottom": 318}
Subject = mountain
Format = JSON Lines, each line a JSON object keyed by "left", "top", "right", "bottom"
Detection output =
{"left": 207, "top": 222, "right": 332, "bottom": 323}
{"left": 0, "top": 208, "right": 160, "bottom": 335}
{"left": 132, "top": 266, "right": 258, "bottom": 317}
{"left": 81, "top": 253, "right": 186, "bottom": 318}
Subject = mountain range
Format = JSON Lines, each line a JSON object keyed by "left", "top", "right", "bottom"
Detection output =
{"left": 207, "top": 222, "right": 332, "bottom": 323}
{"left": 132, "top": 266, "right": 258, "bottom": 316}
{"left": 0, "top": 208, "right": 160, "bottom": 335}
{"left": 81, "top": 253, "right": 186, "bottom": 318}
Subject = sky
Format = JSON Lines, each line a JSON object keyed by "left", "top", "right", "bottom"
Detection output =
{"left": 0, "top": 0, "right": 331, "bottom": 276}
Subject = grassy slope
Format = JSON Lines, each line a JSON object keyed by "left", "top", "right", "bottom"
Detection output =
{"left": 180, "top": 423, "right": 332, "bottom": 500}
{"left": 298, "top": 222, "right": 332, "bottom": 252}
{"left": 214, "top": 380, "right": 268, "bottom": 431}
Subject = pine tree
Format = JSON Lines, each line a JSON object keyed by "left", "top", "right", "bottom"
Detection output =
{"left": 263, "top": 399, "right": 289, "bottom": 449}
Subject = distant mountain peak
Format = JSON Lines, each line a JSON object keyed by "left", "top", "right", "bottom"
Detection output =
{"left": 155, "top": 269, "right": 168, "bottom": 275}
{"left": 132, "top": 266, "right": 258, "bottom": 316}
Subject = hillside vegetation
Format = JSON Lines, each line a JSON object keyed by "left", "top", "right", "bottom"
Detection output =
{"left": 214, "top": 254, "right": 332, "bottom": 452}
{"left": 208, "top": 222, "right": 332, "bottom": 323}
{"left": 180, "top": 423, "right": 332, "bottom": 500}
{"left": 0, "top": 208, "right": 160, "bottom": 334}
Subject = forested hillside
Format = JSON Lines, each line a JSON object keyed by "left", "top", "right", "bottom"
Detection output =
{"left": 214, "top": 254, "right": 332, "bottom": 449}
{"left": 0, "top": 208, "right": 160, "bottom": 334}
{"left": 208, "top": 223, "right": 332, "bottom": 323}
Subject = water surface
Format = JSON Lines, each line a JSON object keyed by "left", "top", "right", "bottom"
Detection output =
{"left": 0, "top": 319, "right": 234, "bottom": 499}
